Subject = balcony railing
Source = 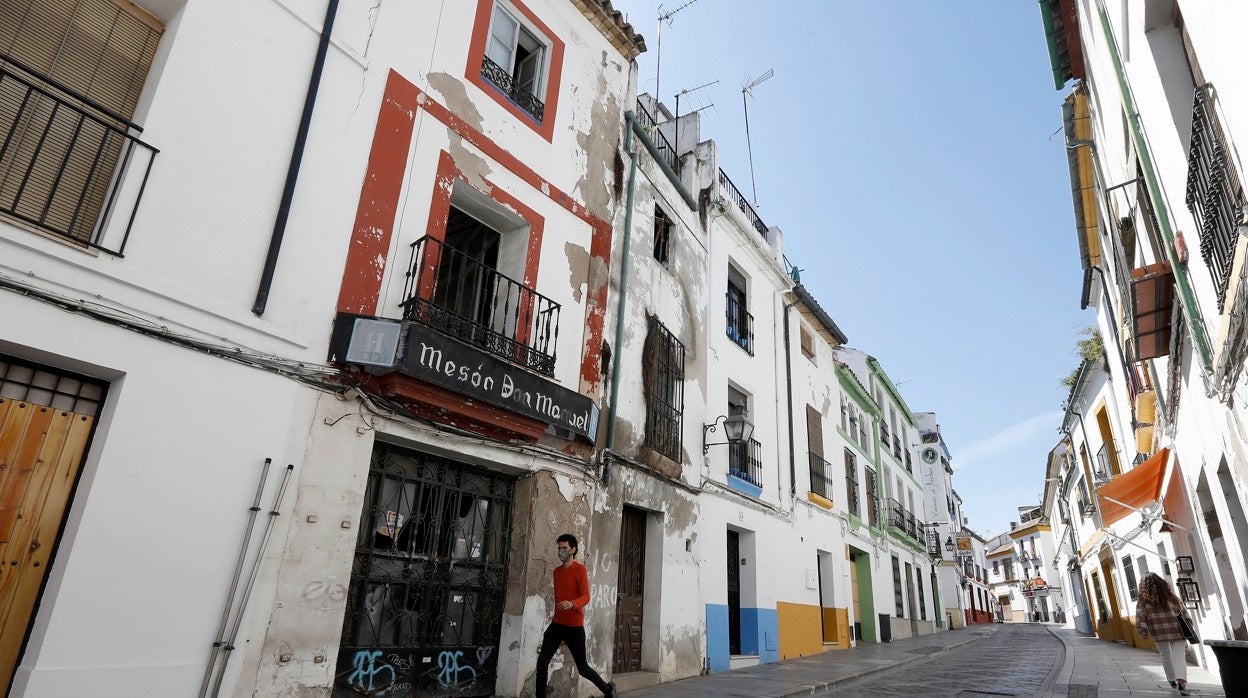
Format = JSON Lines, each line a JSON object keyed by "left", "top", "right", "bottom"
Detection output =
{"left": 401, "top": 235, "right": 560, "bottom": 375}
{"left": 0, "top": 59, "right": 157, "bottom": 255}
{"left": 808, "top": 452, "right": 834, "bottom": 500}
{"left": 480, "top": 55, "right": 545, "bottom": 123}
{"left": 634, "top": 99, "right": 680, "bottom": 175}
{"left": 892, "top": 436, "right": 902, "bottom": 460}
{"left": 1185, "top": 83, "right": 1245, "bottom": 311}
{"left": 1094, "top": 444, "right": 1112, "bottom": 483}
{"left": 717, "top": 168, "right": 768, "bottom": 238}
{"left": 880, "top": 422, "right": 890, "bottom": 445}
{"left": 725, "top": 292, "right": 754, "bottom": 355}
{"left": 729, "top": 438, "right": 763, "bottom": 489}
{"left": 885, "top": 498, "right": 923, "bottom": 545}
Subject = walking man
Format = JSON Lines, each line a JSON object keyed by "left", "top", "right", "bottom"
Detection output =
{"left": 535, "top": 533, "right": 617, "bottom": 697}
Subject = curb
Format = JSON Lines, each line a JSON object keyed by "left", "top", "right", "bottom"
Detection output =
{"left": 1034, "top": 625, "right": 1072, "bottom": 698}
{"left": 774, "top": 630, "right": 993, "bottom": 697}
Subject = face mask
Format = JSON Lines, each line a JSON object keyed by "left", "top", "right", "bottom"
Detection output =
{"left": 557, "top": 549, "right": 573, "bottom": 562}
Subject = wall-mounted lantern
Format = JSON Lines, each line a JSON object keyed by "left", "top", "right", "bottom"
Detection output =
{"left": 1176, "top": 555, "right": 1195, "bottom": 575}
{"left": 703, "top": 413, "right": 754, "bottom": 454}
{"left": 1177, "top": 577, "right": 1200, "bottom": 604}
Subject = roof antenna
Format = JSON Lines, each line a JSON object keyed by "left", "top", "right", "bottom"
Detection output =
{"left": 655, "top": 0, "right": 701, "bottom": 113}
{"left": 674, "top": 79, "right": 717, "bottom": 154}
{"left": 742, "top": 68, "right": 774, "bottom": 207}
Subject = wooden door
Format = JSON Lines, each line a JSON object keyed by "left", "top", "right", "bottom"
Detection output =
{"left": 0, "top": 398, "right": 95, "bottom": 694}
{"left": 612, "top": 507, "right": 646, "bottom": 674}
{"left": 726, "top": 530, "right": 741, "bottom": 655}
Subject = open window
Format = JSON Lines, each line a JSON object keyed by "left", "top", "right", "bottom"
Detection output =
{"left": 653, "top": 205, "right": 672, "bottom": 266}
{"left": 481, "top": 2, "right": 550, "bottom": 123}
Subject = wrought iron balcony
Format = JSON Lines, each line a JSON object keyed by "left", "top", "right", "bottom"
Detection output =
{"left": 634, "top": 99, "right": 680, "bottom": 175}
{"left": 0, "top": 58, "right": 157, "bottom": 255}
{"left": 880, "top": 422, "right": 890, "bottom": 445}
{"left": 729, "top": 438, "right": 763, "bottom": 489}
{"left": 717, "top": 168, "right": 768, "bottom": 237}
{"left": 808, "top": 452, "right": 834, "bottom": 501}
{"left": 885, "top": 498, "right": 924, "bottom": 544}
{"left": 1185, "top": 83, "right": 1245, "bottom": 311}
{"left": 1094, "top": 444, "right": 1113, "bottom": 484}
{"left": 401, "top": 235, "right": 560, "bottom": 376}
{"left": 480, "top": 55, "right": 545, "bottom": 123}
{"left": 892, "top": 435, "right": 902, "bottom": 460}
{"left": 725, "top": 292, "right": 754, "bottom": 354}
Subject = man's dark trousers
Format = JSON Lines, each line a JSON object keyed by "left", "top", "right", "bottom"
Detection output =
{"left": 535, "top": 622, "right": 612, "bottom": 696}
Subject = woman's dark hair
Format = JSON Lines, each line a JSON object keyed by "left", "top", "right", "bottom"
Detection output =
{"left": 557, "top": 533, "right": 578, "bottom": 556}
{"left": 1137, "top": 572, "right": 1181, "bottom": 607}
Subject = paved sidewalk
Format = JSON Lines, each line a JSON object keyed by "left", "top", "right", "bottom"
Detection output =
{"left": 1041, "top": 626, "right": 1226, "bottom": 697}
{"left": 621, "top": 625, "right": 995, "bottom": 697}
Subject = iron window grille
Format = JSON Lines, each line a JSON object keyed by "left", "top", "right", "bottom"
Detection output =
{"left": 892, "top": 556, "right": 904, "bottom": 617}
{"left": 840, "top": 450, "right": 858, "bottom": 515}
{"left": 864, "top": 467, "right": 879, "bottom": 527}
{"left": 0, "top": 57, "right": 157, "bottom": 255}
{"left": 0, "top": 353, "right": 105, "bottom": 414}
{"left": 725, "top": 289, "right": 753, "bottom": 354}
{"left": 1185, "top": 83, "right": 1245, "bottom": 311}
{"left": 728, "top": 438, "right": 763, "bottom": 489}
{"left": 652, "top": 205, "right": 672, "bottom": 266}
{"left": 401, "top": 235, "right": 560, "bottom": 376}
{"left": 879, "top": 421, "right": 890, "bottom": 445}
{"left": 807, "top": 452, "right": 833, "bottom": 500}
{"left": 642, "top": 316, "right": 685, "bottom": 463}
{"left": 339, "top": 445, "right": 513, "bottom": 696}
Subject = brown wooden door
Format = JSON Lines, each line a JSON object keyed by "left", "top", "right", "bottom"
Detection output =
{"left": 612, "top": 507, "right": 646, "bottom": 674}
{"left": 0, "top": 398, "right": 95, "bottom": 694}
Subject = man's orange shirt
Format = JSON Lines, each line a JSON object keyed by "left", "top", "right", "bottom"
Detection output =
{"left": 552, "top": 560, "right": 591, "bottom": 626}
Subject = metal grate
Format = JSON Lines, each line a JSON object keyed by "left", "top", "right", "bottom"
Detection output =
{"left": 337, "top": 445, "right": 513, "bottom": 697}
{"left": 642, "top": 316, "right": 685, "bottom": 463}
{"left": 1185, "top": 84, "right": 1245, "bottom": 311}
{"left": 0, "top": 354, "right": 104, "bottom": 415}
{"left": 840, "top": 450, "right": 858, "bottom": 515}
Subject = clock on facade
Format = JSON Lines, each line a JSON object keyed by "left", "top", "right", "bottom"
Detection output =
{"left": 921, "top": 447, "right": 938, "bottom": 464}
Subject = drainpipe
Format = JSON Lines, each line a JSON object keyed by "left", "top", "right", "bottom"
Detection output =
{"left": 782, "top": 295, "right": 801, "bottom": 500}
{"left": 1091, "top": 0, "right": 1212, "bottom": 373}
{"left": 603, "top": 111, "right": 640, "bottom": 483}
{"left": 253, "top": 0, "right": 340, "bottom": 316}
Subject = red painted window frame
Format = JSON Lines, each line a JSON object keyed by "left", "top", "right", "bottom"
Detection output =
{"left": 465, "top": 0, "right": 565, "bottom": 142}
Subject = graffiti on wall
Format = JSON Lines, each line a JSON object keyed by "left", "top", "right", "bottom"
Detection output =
{"left": 334, "top": 645, "right": 496, "bottom": 697}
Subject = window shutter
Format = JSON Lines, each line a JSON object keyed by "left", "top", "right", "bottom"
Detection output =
{"left": 805, "top": 405, "right": 822, "bottom": 458}
{"left": 799, "top": 326, "right": 814, "bottom": 357}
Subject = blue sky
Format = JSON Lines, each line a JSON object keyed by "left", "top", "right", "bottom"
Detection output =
{"left": 611, "top": 0, "right": 1089, "bottom": 537}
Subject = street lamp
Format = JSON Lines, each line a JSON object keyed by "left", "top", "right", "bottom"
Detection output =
{"left": 703, "top": 413, "right": 754, "bottom": 454}
{"left": 945, "top": 536, "right": 955, "bottom": 552}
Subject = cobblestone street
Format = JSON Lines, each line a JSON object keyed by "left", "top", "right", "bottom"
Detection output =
{"left": 834, "top": 623, "right": 1060, "bottom": 697}
{"left": 622, "top": 624, "right": 1229, "bottom": 697}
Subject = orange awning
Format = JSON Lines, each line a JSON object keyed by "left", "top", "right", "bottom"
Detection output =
{"left": 1096, "top": 447, "right": 1170, "bottom": 526}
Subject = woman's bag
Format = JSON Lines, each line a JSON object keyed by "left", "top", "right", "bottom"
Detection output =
{"left": 1177, "top": 613, "right": 1198, "bottom": 644}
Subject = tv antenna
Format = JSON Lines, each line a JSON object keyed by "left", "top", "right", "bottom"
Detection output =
{"left": 655, "top": 0, "right": 701, "bottom": 112}
{"left": 674, "top": 79, "right": 717, "bottom": 150}
{"left": 742, "top": 68, "right": 774, "bottom": 207}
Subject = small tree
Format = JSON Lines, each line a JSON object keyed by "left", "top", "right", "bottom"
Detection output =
{"left": 1060, "top": 326, "right": 1105, "bottom": 389}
